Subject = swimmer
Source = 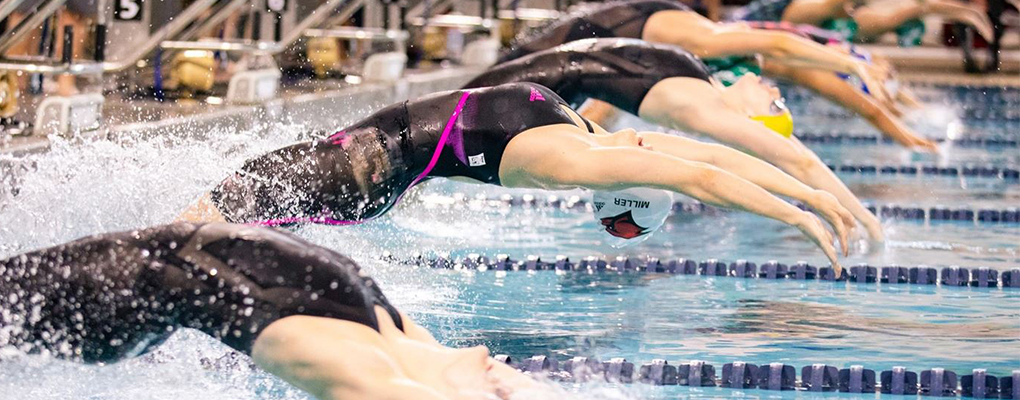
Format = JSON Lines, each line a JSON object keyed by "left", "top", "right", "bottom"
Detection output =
{"left": 465, "top": 38, "right": 882, "bottom": 240}
{"left": 732, "top": 20, "right": 936, "bottom": 150}
{"left": 499, "top": 0, "right": 939, "bottom": 151}
{"left": 0, "top": 222, "right": 541, "bottom": 400}
{"left": 500, "top": 0, "right": 894, "bottom": 105}
{"left": 735, "top": 0, "right": 995, "bottom": 45}
{"left": 179, "top": 83, "right": 848, "bottom": 268}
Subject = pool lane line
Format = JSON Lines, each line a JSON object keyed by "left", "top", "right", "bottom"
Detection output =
{"left": 381, "top": 254, "right": 1020, "bottom": 289}
{"left": 796, "top": 133, "right": 1019, "bottom": 148}
{"left": 494, "top": 355, "right": 1020, "bottom": 398}
{"left": 824, "top": 162, "right": 1020, "bottom": 181}
{"left": 425, "top": 193, "right": 1020, "bottom": 225}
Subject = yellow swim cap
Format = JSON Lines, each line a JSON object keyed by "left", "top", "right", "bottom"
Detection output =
{"left": 751, "top": 99, "right": 795, "bottom": 138}
{"left": 751, "top": 112, "right": 794, "bottom": 138}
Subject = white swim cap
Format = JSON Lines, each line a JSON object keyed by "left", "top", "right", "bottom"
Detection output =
{"left": 592, "top": 188, "right": 674, "bottom": 246}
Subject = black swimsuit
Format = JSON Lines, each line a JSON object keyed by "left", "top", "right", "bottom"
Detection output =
{"left": 499, "top": 0, "right": 688, "bottom": 63}
{"left": 0, "top": 223, "right": 403, "bottom": 363}
{"left": 467, "top": 38, "right": 712, "bottom": 115}
{"left": 210, "top": 83, "right": 580, "bottom": 225}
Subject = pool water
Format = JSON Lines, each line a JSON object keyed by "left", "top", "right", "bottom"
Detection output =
{"left": 0, "top": 84, "right": 1018, "bottom": 400}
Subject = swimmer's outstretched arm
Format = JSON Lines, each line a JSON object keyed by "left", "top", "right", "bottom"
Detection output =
{"left": 253, "top": 316, "right": 455, "bottom": 400}
{"left": 636, "top": 76, "right": 885, "bottom": 241}
{"left": 853, "top": 0, "right": 994, "bottom": 41}
{"left": 635, "top": 131, "right": 854, "bottom": 255}
{"left": 254, "top": 311, "right": 542, "bottom": 400}
{"left": 762, "top": 61, "right": 938, "bottom": 152}
{"left": 501, "top": 126, "right": 842, "bottom": 270}
{"left": 645, "top": 10, "right": 892, "bottom": 103}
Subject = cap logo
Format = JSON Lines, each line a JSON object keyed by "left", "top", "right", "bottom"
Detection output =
{"left": 600, "top": 210, "right": 649, "bottom": 239}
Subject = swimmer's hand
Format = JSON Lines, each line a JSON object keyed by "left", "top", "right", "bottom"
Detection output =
{"left": 807, "top": 190, "right": 856, "bottom": 257}
{"left": 794, "top": 211, "right": 842, "bottom": 274}
{"left": 927, "top": 0, "right": 995, "bottom": 41}
{"left": 908, "top": 136, "right": 940, "bottom": 153}
{"left": 856, "top": 62, "right": 892, "bottom": 106}
{"left": 882, "top": 122, "right": 939, "bottom": 153}
{"left": 859, "top": 211, "right": 885, "bottom": 243}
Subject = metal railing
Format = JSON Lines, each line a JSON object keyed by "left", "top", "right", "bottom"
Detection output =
{"left": 0, "top": 0, "right": 68, "bottom": 54}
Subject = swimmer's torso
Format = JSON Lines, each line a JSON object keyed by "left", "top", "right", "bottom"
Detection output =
{"left": 211, "top": 83, "right": 577, "bottom": 224}
{"left": 500, "top": 0, "right": 687, "bottom": 63}
{"left": 467, "top": 39, "right": 712, "bottom": 115}
{"left": 0, "top": 223, "right": 402, "bottom": 362}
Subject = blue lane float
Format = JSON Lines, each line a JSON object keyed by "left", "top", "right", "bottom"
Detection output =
{"left": 438, "top": 193, "right": 1020, "bottom": 225}
{"left": 796, "top": 133, "right": 1019, "bottom": 148}
{"left": 827, "top": 162, "right": 1020, "bottom": 181}
{"left": 494, "top": 355, "right": 1020, "bottom": 398}
{"left": 383, "top": 253, "right": 1020, "bottom": 290}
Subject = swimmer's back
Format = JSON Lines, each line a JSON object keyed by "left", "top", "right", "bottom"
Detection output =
{"left": 467, "top": 38, "right": 712, "bottom": 115}
{"left": 210, "top": 83, "right": 578, "bottom": 225}
{"left": 0, "top": 223, "right": 402, "bottom": 362}
{"left": 500, "top": 0, "right": 688, "bottom": 63}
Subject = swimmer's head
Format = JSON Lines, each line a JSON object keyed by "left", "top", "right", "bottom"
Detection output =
{"left": 592, "top": 187, "right": 674, "bottom": 247}
{"left": 719, "top": 74, "right": 795, "bottom": 138}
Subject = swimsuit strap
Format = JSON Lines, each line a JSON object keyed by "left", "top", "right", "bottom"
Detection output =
{"left": 405, "top": 91, "right": 473, "bottom": 190}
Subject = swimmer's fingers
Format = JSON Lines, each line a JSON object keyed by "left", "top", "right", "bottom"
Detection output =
{"left": 860, "top": 213, "right": 885, "bottom": 243}
{"left": 795, "top": 212, "right": 840, "bottom": 269}
{"left": 857, "top": 64, "right": 891, "bottom": 105}
{"left": 970, "top": 12, "right": 996, "bottom": 42}
{"left": 809, "top": 191, "right": 852, "bottom": 257}
{"left": 912, "top": 136, "right": 940, "bottom": 153}
{"left": 897, "top": 88, "right": 924, "bottom": 109}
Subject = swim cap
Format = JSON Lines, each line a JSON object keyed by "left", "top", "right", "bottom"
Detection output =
{"left": 751, "top": 99, "right": 795, "bottom": 138}
{"left": 592, "top": 188, "right": 674, "bottom": 246}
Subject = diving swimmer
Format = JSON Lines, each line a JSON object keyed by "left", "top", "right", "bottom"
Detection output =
{"left": 465, "top": 38, "right": 882, "bottom": 240}
{"left": 0, "top": 222, "right": 539, "bottom": 400}
{"left": 499, "top": 0, "right": 939, "bottom": 151}
{"left": 500, "top": 0, "right": 894, "bottom": 104}
{"left": 734, "top": 0, "right": 995, "bottom": 46}
{"left": 178, "top": 83, "right": 849, "bottom": 268}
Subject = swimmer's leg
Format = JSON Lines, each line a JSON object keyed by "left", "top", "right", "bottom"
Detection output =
{"left": 763, "top": 61, "right": 937, "bottom": 152}
{"left": 852, "top": 0, "right": 994, "bottom": 41}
